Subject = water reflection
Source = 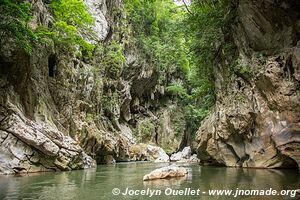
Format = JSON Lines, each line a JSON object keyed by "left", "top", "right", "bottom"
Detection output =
{"left": 143, "top": 176, "right": 188, "bottom": 187}
{"left": 0, "top": 163, "right": 299, "bottom": 200}
{"left": 196, "top": 167, "right": 299, "bottom": 191}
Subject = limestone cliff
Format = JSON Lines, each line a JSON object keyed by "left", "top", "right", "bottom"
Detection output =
{"left": 196, "top": 0, "right": 300, "bottom": 169}
{"left": 0, "top": 0, "right": 183, "bottom": 174}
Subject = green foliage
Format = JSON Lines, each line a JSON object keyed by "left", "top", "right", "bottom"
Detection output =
{"left": 102, "top": 92, "right": 120, "bottom": 115}
{"left": 37, "top": 0, "right": 95, "bottom": 56}
{"left": 86, "top": 113, "right": 94, "bottom": 121}
{"left": 167, "top": 82, "right": 190, "bottom": 99}
{"left": 101, "top": 41, "right": 126, "bottom": 77}
{"left": 92, "top": 41, "right": 126, "bottom": 78}
{"left": 236, "top": 94, "right": 246, "bottom": 103}
{"left": 125, "top": 0, "right": 234, "bottom": 137}
{"left": 169, "top": 107, "right": 186, "bottom": 138}
{"left": 185, "top": 0, "right": 233, "bottom": 90}
{"left": 50, "top": 0, "right": 93, "bottom": 27}
{"left": 0, "top": 0, "right": 36, "bottom": 53}
{"left": 0, "top": 0, "right": 95, "bottom": 56}
{"left": 179, "top": 0, "right": 235, "bottom": 133}
{"left": 125, "top": 0, "right": 190, "bottom": 73}
{"left": 238, "top": 65, "right": 252, "bottom": 77}
{"left": 230, "top": 59, "right": 253, "bottom": 78}
{"left": 255, "top": 52, "right": 267, "bottom": 64}
{"left": 138, "top": 119, "right": 155, "bottom": 141}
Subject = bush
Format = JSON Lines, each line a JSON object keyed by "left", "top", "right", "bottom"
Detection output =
{"left": 37, "top": 0, "right": 95, "bottom": 56}
{"left": 101, "top": 41, "right": 126, "bottom": 78}
{"left": 0, "top": 0, "right": 36, "bottom": 53}
{"left": 138, "top": 119, "right": 156, "bottom": 141}
{"left": 0, "top": 0, "right": 95, "bottom": 56}
{"left": 125, "top": 0, "right": 190, "bottom": 73}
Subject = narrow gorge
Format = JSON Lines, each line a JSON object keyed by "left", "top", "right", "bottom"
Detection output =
{"left": 0, "top": 0, "right": 299, "bottom": 177}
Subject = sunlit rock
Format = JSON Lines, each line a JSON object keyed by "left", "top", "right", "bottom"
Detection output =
{"left": 143, "top": 165, "right": 188, "bottom": 181}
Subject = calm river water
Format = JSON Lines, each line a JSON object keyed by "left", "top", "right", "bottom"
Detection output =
{"left": 0, "top": 162, "right": 299, "bottom": 200}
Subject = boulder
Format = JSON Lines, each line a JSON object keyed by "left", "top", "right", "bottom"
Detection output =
{"left": 181, "top": 146, "right": 192, "bottom": 158}
{"left": 0, "top": 104, "right": 95, "bottom": 174}
{"left": 143, "top": 165, "right": 188, "bottom": 181}
{"left": 170, "top": 152, "right": 183, "bottom": 162}
{"left": 147, "top": 145, "right": 169, "bottom": 163}
{"left": 170, "top": 147, "right": 199, "bottom": 163}
{"left": 129, "top": 144, "right": 169, "bottom": 162}
{"left": 189, "top": 154, "right": 200, "bottom": 163}
{"left": 175, "top": 154, "right": 200, "bottom": 163}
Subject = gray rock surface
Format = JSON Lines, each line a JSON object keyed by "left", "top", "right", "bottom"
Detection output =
{"left": 0, "top": 102, "right": 95, "bottom": 174}
{"left": 170, "top": 147, "right": 199, "bottom": 163}
{"left": 0, "top": 0, "right": 183, "bottom": 174}
{"left": 196, "top": 0, "right": 300, "bottom": 169}
{"left": 85, "top": 0, "right": 109, "bottom": 41}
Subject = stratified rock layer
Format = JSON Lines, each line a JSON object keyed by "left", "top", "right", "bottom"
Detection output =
{"left": 0, "top": 102, "right": 95, "bottom": 174}
{"left": 196, "top": 0, "right": 300, "bottom": 169}
{"left": 0, "top": 0, "right": 183, "bottom": 174}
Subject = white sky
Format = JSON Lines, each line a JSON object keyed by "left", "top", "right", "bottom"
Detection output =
{"left": 174, "top": 0, "right": 191, "bottom": 6}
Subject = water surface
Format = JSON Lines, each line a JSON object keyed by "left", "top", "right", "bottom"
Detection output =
{"left": 0, "top": 162, "right": 299, "bottom": 200}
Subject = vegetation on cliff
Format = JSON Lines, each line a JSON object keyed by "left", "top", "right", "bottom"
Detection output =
{"left": 0, "top": 0, "right": 236, "bottom": 147}
{"left": 0, "top": 0, "right": 36, "bottom": 53}
{"left": 125, "top": 0, "right": 236, "bottom": 137}
{"left": 0, "top": 0, "right": 94, "bottom": 55}
{"left": 40, "top": 0, "right": 95, "bottom": 55}
{"left": 2, "top": 0, "right": 299, "bottom": 172}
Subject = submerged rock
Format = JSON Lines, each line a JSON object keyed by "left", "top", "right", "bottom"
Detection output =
{"left": 143, "top": 165, "right": 188, "bottom": 181}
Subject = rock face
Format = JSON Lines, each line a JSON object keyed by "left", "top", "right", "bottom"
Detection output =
{"left": 196, "top": 0, "right": 300, "bottom": 169}
{"left": 0, "top": 102, "right": 95, "bottom": 174}
{"left": 84, "top": 0, "right": 109, "bottom": 41}
{"left": 143, "top": 165, "right": 188, "bottom": 181}
{"left": 0, "top": 0, "right": 182, "bottom": 174}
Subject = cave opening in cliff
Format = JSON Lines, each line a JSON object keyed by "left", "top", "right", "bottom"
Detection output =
{"left": 0, "top": 56, "right": 10, "bottom": 74}
{"left": 48, "top": 54, "right": 56, "bottom": 77}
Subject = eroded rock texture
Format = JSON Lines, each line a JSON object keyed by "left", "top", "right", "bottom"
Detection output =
{"left": 0, "top": 0, "right": 183, "bottom": 174}
{"left": 0, "top": 103, "right": 94, "bottom": 174}
{"left": 196, "top": 0, "right": 300, "bottom": 169}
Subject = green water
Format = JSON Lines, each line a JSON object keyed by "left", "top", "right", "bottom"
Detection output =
{"left": 0, "top": 162, "right": 299, "bottom": 200}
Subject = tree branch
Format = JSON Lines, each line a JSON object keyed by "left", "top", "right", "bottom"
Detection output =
{"left": 182, "top": 0, "right": 193, "bottom": 15}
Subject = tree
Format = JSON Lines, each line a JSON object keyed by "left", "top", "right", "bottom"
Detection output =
{"left": 0, "top": 0, "right": 36, "bottom": 53}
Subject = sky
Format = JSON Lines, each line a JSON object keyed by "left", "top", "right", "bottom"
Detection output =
{"left": 174, "top": 0, "right": 191, "bottom": 6}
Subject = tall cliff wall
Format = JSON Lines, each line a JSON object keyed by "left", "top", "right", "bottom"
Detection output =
{"left": 0, "top": 0, "right": 184, "bottom": 174}
{"left": 196, "top": 0, "right": 300, "bottom": 169}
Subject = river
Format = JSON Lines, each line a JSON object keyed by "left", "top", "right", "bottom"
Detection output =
{"left": 0, "top": 162, "right": 299, "bottom": 200}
